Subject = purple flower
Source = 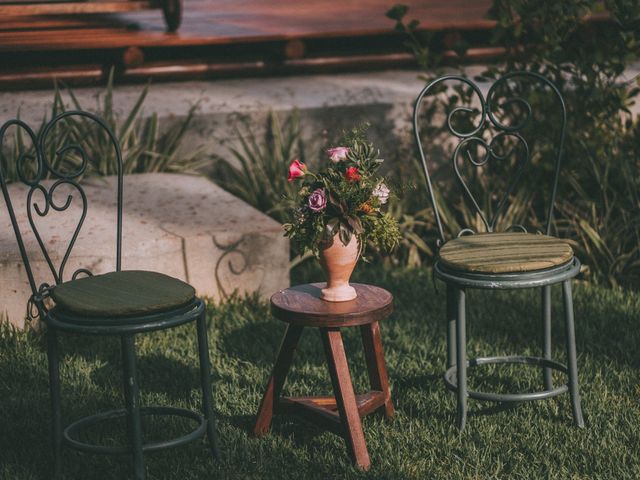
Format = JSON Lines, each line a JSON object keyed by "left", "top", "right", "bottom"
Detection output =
{"left": 307, "top": 188, "right": 327, "bottom": 212}
{"left": 326, "top": 146, "right": 350, "bottom": 163}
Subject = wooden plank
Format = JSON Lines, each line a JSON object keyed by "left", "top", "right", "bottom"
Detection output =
{"left": 278, "top": 391, "right": 386, "bottom": 418}
{"left": 0, "top": 0, "right": 504, "bottom": 86}
{"left": 277, "top": 397, "right": 343, "bottom": 435}
{"left": 354, "top": 391, "right": 386, "bottom": 417}
{"left": 280, "top": 395, "right": 339, "bottom": 410}
{"left": 0, "top": 1, "right": 154, "bottom": 15}
{"left": 0, "top": 0, "right": 495, "bottom": 52}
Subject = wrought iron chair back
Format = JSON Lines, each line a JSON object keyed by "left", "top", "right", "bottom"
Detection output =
{"left": 0, "top": 111, "right": 123, "bottom": 306}
{"left": 412, "top": 71, "right": 567, "bottom": 246}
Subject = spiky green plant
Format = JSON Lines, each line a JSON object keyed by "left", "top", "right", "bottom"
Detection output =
{"left": 211, "top": 110, "right": 306, "bottom": 224}
{"left": 1, "top": 69, "right": 206, "bottom": 182}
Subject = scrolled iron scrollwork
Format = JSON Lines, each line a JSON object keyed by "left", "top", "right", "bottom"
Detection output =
{"left": 413, "top": 71, "right": 567, "bottom": 245}
{"left": 457, "top": 228, "right": 476, "bottom": 237}
{"left": 26, "top": 179, "right": 88, "bottom": 284}
{"left": 506, "top": 224, "right": 528, "bottom": 233}
{"left": 72, "top": 269, "right": 94, "bottom": 280}
{"left": 213, "top": 236, "right": 250, "bottom": 299}
{"left": 0, "top": 110, "right": 124, "bottom": 301}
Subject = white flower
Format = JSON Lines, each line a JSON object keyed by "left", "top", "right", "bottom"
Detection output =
{"left": 372, "top": 182, "right": 390, "bottom": 204}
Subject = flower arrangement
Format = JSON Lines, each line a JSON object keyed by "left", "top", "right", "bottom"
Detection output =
{"left": 283, "top": 126, "right": 401, "bottom": 257}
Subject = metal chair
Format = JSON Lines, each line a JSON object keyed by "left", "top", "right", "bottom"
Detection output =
{"left": 413, "top": 72, "right": 585, "bottom": 431}
{"left": 0, "top": 111, "right": 220, "bottom": 479}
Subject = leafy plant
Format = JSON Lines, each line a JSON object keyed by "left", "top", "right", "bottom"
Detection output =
{"left": 388, "top": 1, "right": 640, "bottom": 288}
{"left": 211, "top": 110, "right": 305, "bottom": 224}
{"left": 1, "top": 68, "right": 206, "bottom": 182}
{"left": 283, "top": 125, "right": 400, "bottom": 258}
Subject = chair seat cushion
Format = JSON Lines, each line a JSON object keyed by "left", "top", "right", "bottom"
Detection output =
{"left": 50, "top": 270, "right": 196, "bottom": 317}
{"left": 438, "top": 232, "right": 574, "bottom": 274}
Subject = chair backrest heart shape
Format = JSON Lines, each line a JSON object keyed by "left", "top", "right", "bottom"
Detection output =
{"left": 413, "top": 71, "right": 567, "bottom": 246}
{"left": 0, "top": 111, "right": 124, "bottom": 302}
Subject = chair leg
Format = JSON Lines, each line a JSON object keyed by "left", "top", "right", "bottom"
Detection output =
{"left": 196, "top": 314, "right": 222, "bottom": 460}
{"left": 446, "top": 284, "right": 457, "bottom": 369}
{"left": 46, "top": 328, "right": 63, "bottom": 479}
{"left": 541, "top": 285, "right": 553, "bottom": 390}
{"left": 562, "top": 280, "right": 585, "bottom": 428}
{"left": 121, "top": 335, "right": 145, "bottom": 480}
{"left": 455, "top": 287, "right": 467, "bottom": 432}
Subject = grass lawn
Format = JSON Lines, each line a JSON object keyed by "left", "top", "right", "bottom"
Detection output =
{"left": 1, "top": 265, "right": 639, "bottom": 479}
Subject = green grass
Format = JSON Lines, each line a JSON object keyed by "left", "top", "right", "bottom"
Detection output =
{"left": 1, "top": 265, "right": 639, "bottom": 479}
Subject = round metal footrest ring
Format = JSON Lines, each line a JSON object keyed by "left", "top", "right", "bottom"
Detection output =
{"left": 63, "top": 406, "right": 207, "bottom": 455}
{"left": 444, "top": 355, "right": 569, "bottom": 403}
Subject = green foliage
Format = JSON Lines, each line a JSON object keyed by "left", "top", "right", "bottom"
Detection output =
{"left": 283, "top": 125, "right": 400, "bottom": 257}
{"left": 1, "top": 69, "right": 206, "bottom": 182}
{"left": 211, "top": 110, "right": 305, "bottom": 224}
{"left": 390, "top": 1, "right": 640, "bottom": 288}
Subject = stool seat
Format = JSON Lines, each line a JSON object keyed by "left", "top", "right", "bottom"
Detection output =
{"left": 438, "top": 232, "right": 574, "bottom": 274}
{"left": 270, "top": 283, "right": 393, "bottom": 327}
{"left": 51, "top": 270, "right": 196, "bottom": 318}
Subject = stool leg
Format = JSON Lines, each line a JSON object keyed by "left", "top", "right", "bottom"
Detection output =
{"left": 121, "top": 335, "right": 145, "bottom": 480}
{"left": 360, "top": 321, "right": 394, "bottom": 418}
{"left": 196, "top": 313, "right": 221, "bottom": 460}
{"left": 321, "top": 328, "right": 371, "bottom": 471}
{"left": 46, "top": 328, "right": 63, "bottom": 479}
{"left": 253, "top": 324, "right": 304, "bottom": 436}
{"left": 455, "top": 287, "right": 467, "bottom": 432}
{"left": 562, "top": 280, "right": 585, "bottom": 428}
{"left": 446, "top": 284, "right": 457, "bottom": 369}
{"left": 541, "top": 285, "right": 553, "bottom": 390}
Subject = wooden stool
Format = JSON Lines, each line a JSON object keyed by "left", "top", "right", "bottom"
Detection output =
{"left": 253, "top": 283, "right": 394, "bottom": 470}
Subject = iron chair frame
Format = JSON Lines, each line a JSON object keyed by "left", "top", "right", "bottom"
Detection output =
{"left": 0, "top": 111, "right": 220, "bottom": 479}
{"left": 412, "top": 72, "right": 585, "bottom": 431}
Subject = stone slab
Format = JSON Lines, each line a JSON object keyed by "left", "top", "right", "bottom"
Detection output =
{"left": 0, "top": 173, "right": 289, "bottom": 328}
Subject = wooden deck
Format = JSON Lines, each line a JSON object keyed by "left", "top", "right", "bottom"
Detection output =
{"left": 0, "top": 0, "right": 496, "bottom": 88}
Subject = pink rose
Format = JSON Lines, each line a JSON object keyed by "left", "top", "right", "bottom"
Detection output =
{"left": 307, "top": 188, "right": 327, "bottom": 212}
{"left": 287, "top": 159, "right": 306, "bottom": 182}
{"left": 326, "top": 146, "right": 350, "bottom": 163}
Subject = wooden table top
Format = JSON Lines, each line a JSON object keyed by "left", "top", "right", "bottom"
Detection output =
{"left": 270, "top": 283, "right": 393, "bottom": 327}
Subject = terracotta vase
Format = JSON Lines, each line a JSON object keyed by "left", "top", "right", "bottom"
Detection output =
{"left": 318, "top": 233, "right": 359, "bottom": 302}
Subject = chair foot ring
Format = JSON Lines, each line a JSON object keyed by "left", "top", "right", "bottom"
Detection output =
{"left": 63, "top": 406, "right": 207, "bottom": 455}
{"left": 444, "top": 355, "right": 569, "bottom": 403}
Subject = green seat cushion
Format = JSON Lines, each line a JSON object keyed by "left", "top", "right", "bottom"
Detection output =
{"left": 51, "top": 270, "right": 196, "bottom": 317}
{"left": 438, "top": 232, "right": 574, "bottom": 274}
